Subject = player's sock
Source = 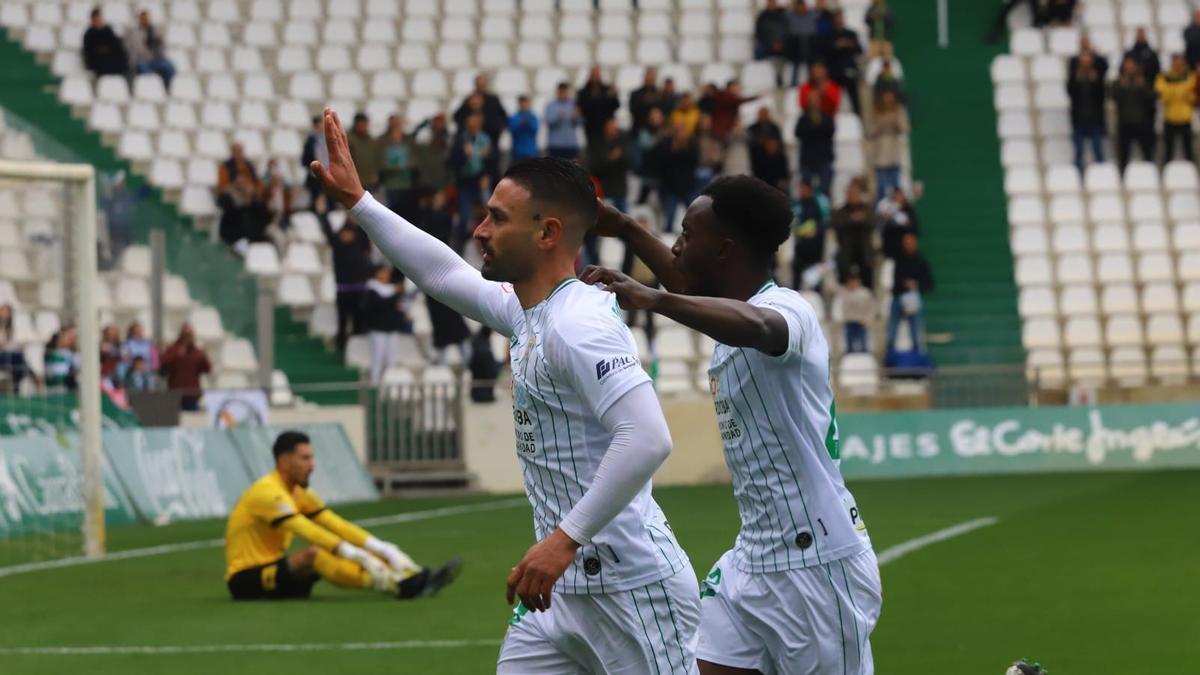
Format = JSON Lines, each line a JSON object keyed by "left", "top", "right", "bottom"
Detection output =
{"left": 313, "top": 548, "right": 391, "bottom": 592}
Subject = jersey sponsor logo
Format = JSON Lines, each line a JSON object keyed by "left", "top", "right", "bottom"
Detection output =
{"left": 513, "top": 382, "right": 531, "bottom": 409}
{"left": 594, "top": 355, "right": 638, "bottom": 382}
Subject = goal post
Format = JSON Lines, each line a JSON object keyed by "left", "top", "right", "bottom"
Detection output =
{"left": 0, "top": 159, "right": 104, "bottom": 559}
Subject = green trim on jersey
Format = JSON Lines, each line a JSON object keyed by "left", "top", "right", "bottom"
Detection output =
{"left": 543, "top": 277, "right": 578, "bottom": 304}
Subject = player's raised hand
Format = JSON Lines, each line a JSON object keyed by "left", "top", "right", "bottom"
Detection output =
{"left": 580, "top": 265, "right": 663, "bottom": 311}
{"left": 505, "top": 528, "right": 579, "bottom": 612}
{"left": 592, "top": 197, "right": 634, "bottom": 238}
{"left": 309, "top": 108, "right": 366, "bottom": 209}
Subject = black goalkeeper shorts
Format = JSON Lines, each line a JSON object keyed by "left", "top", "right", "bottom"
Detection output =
{"left": 227, "top": 557, "right": 319, "bottom": 600}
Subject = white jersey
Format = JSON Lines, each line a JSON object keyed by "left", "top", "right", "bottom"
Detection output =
{"left": 476, "top": 278, "right": 690, "bottom": 594}
{"left": 708, "top": 282, "right": 872, "bottom": 575}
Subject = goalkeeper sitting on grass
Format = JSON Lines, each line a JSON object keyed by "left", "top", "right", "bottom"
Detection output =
{"left": 224, "top": 430, "right": 460, "bottom": 600}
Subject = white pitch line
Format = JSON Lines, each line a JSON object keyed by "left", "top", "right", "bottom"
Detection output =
{"left": 0, "top": 497, "right": 529, "bottom": 579}
{"left": 0, "top": 639, "right": 503, "bottom": 656}
{"left": 876, "top": 517, "right": 998, "bottom": 566}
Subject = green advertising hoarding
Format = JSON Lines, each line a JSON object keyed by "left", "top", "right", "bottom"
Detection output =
{"left": 838, "top": 402, "right": 1200, "bottom": 479}
{"left": 0, "top": 395, "right": 139, "bottom": 437}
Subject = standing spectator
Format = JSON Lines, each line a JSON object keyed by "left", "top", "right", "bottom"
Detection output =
{"left": 159, "top": 323, "right": 211, "bottom": 412}
{"left": 1069, "top": 37, "right": 1110, "bottom": 81}
{"left": 698, "top": 83, "right": 720, "bottom": 117}
{"left": 869, "top": 89, "right": 909, "bottom": 201}
{"left": 870, "top": 59, "right": 906, "bottom": 104}
{"left": 755, "top": 0, "right": 790, "bottom": 86}
{"left": 361, "top": 265, "right": 412, "bottom": 385}
{"left": 411, "top": 113, "right": 453, "bottom": 195}
{"left": 888, "top": 233, "right": 934, "bottom": 355}
{"left": 618, "top": 213, "right": 663, "bottom": 372}
{"left": 696, "top": 115, "right": 727, "bottom": 190}
{"left": 414, "top": 191, "right": 472, "bottom": 365}
{"left": 878, "top": 187, "right": 920, "bottom": 259}
{"left": 786, "top": 1, "right": 819, "bottom": 87}
{"left": 378, "top": 114, "right": 417, "bottom": 221}
{"left": 507, "top": 96, "right": 540, "bottom": 161}
{"left": 217, "top": 143, "right": 269, "bottom": 247}
{"left": 635, "top": 107, "right": 667, "bottom": 205}
{"left": 629, "top": 68, "right": 661, "bottom": 134}
{"left": 301, "top": 116, "right": 329, "bottom": 210}
{"left": 750, "top": 134, "right": 790, "bottom": 194}
{"left": 1124, "top": 28, "right": 1162, "bottom": 83}
{"left": 710, "top": 80, "right": 759, "bottom": 140}
{"left": 832, "top": 178, "right": 876, "bottom": 288}
{"left": 659, "top": 78, "right": 679, "bottom": 118}
{"left": 1185, "top": 10, "right": 1200, "bottom": 70}
{"left": 1156, "top": 54, "right": 1197, "bottom": 163}
{"left": 0, "top": 304, "right": 29, "bottom": 392}
{"left": 453, "top": 75, "right": 508, "bottom": 180}
{"left": 1068, "top": 51, "right": 1107, "bottom": 173}
{"left": 320, "top": 213, "right": 373, "bottom": 353}
{"left": 791, "top": 178, "right": 832, "bottom": 289}
{"left": 794, "top": 91, "right": 837, "bottom": 196}
{"left": 799, "top": 62, "right": 842, "bottom": 115}
{"left": 864, "top": 0, "right": 894, "bottom": 54}
{"left": 121, "top": 321, "right": 157, "bottom": 374}
{"left": 123, "top": 355, "right": 156, "bottom": 392}
{"left": 826, "top": 12, "right": 865, "bottom": 116}
{"left": 577, "top": 66, "right": 621, "bottom": 144}
{"left": 747, "top": 106, "right": 784, "bottom": 149}
{"left": 866, "top": 42, "right": 906, "bottom": 85}
{"left": 468, "top": 327, "right": 500, "bottom": 403}
{"left": 589, "top": 119, "right": 631, "bottom": 213}
{"left": 124, "top": 9, "right": 174, "bottom": 88}
{"left": 82, "top": 8, "right": 128, "bottom": 77}
{"left": 45, "top": 328, "right": 80, "bottom": 392}
{"left": 99, "top": 324, "right": 122, "bottom": 382}
{"left": 449, "top": 113, "right": 492, "bottom": 243}
{"left": 545, "top": 82, "right": 582, "bottom": 159}
{"left": 1110, "top": 56, "right": 1158, "bottom": 170}
{"left": 668, "top": 92, "right": 702, "bottom": 137}
{"left": 656, "top": 121, "right": 700, "bottom": 233}
{"left": 261, "top": 159, "right": 290, "bottom": 247}
{"left": 837, "top": 273, "right": 876, "bottom": 353}
{"left": 347, "top": 113, "right": 383, "bottom": 193}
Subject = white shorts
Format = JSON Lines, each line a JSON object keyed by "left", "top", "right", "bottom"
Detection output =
{"left": 497, "top": 566, "right": 701, "bottom": 674}
{"left": 696, "top": 548, "right": 882, "bottom": 675}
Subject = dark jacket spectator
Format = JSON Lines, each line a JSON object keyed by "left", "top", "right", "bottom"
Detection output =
{"left": 656, "top": 123, "right": 700, "bottom": 232}
{"left": 576, "top": 66, "right": 621, "bottom": 142}
{"left": 751, "top": 137, "right": 791, "bottom": 194}
{"left": 832, "top": 180, "right": 876, "bottom": 288}
{"left": 412, "top": 114, "right": 453, "bottom": 192}
{"left": 589, "top": 120, "right": 631, "bottom": 205}
{"left": 321, "top": 213, "right": 373, "bottom": 352}
{"left": 825, "top": 13, "right": 865, "bottom": 115}
{"left": 301, "top": 116, "right": 330, "bottom": 207}
{"left": 159, "top": 324, "right": 211, "bottom": 411}
{"left": 217, "top": 143, "right": 269, "bottom": 246}
{"left": 892, "top": 240, "right": 935, "bottom": 295}
{"left": 791, "top": 180, "right": 832, "bottom": 288}
{"left": 468, "top": 327, "right": 500, "bottom": 403}
{"left": 453, "top": 76, "right": 508, "bottom": 150}
{"left": 878, "top": 190, "right": 920, "bottom": 259}
{"left": 710, "top": 81, "right": 758, "bottom": 140}
{"left": 786, "top": 1, "right": 819, "bottom": 86}
{"left": 794, "top": 97, "right": 836, "bottom": 195}
{"left": 82, "top": 8, "right": 128, "bottom": 76}
{"left": 747, "top": 108, "right": 784, "bottom": 148}
{"left": 1040, "top": 0, "right": 1077, "bottom": 26}
{"left": 755, "top": 0, "right": 789, "bottom": 60}
{"left": 629, "top": 69, "right": 661, "bottom": 132}
{"left": 1186, "top": 10, "right": 1200, "bottom": 69}
{"left": 359, "top": 271, "right": 412, "bottom": 335}
{"left": 1068, "top": 51, "right": 1108, "bottom": 173}
{"left": 1123, "top": 29, "right": 1162, "bottom": 83}
{"left": 346, "top": 113, "right": 383, "bottom": 191}
{"left": 507, "top": 96, "right": 540, "bottom": 161}
{"left": 1110, "top": 57, "right": 1158, "bottom": 170}
{"left": 1068, "top": 38, "right": 1109, "bottom": 81}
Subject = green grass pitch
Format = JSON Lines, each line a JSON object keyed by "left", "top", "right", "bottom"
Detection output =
{"left": 0, "top": 469, "right": 1196, "bottom": 674}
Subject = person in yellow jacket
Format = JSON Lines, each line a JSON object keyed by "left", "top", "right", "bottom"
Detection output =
{"left": 1155, "top": 53, "right": 1197, "bottom": 162}
{"left": 224, "top": 430, "right": 461, "bottom": 600}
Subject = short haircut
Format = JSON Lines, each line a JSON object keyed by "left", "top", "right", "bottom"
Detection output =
{"left": 501, "top": 157, "right": 597, "bottom": 233}
{"left": 353, "top": 112, "right": 368, "bottom": 124}
{"left": 701, "top": 175, "right": 793, "bottom": 263}
{"left": 273, "top": 431, "right": 310, "bottom": 460}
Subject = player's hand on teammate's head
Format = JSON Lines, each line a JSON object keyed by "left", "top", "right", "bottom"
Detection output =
{"left": 580, "top": 266, "right": 662, "bottom": 311}
{"left": 592, "top": 198, "right": 632, "bottom": 238}
{"left": 308, "top": 108, "right": 366, "bottom": 210}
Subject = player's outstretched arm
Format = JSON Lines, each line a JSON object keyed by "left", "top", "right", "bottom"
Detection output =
{"left": 309, "top": 108, "right": 511, "bottom": 333}
{"left": 581, "top": 266, "right": 789, "bottom": 356}
{"left": 591, "top": 199, "right": 687, "bottom": 293}
{"left": 313, "top": 509, "right": 419, "bottom": 575}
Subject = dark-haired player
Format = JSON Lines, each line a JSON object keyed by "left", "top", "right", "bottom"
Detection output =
{"left": 224, "top": 430, "right": 460, "bottom": 600}
{"left": 584, "top": 175, "right": 881, "bottom": 674}
{"left": 310, "top": 110, "right": 698, "bottom": 673}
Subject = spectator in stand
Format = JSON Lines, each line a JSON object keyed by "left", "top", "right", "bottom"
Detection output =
{"left": 320, "top": 211, "right": 373, "bottom": 353}
{"left": 453, "top": 75, "right": 508, "bottom": 180}
{"left": 1069, "top": 36, "right": 1109, "bottom": 81}
{"left": 99, "top": 324, "right": 122, "bottom": 383}
{"left": 124, "top": 9, "right": 174, "bottom": 88}
{"left": 1156, "top": 54, "right": 1197, "bottom": 163}
{"left": 794, "top": 91, "right": 837, "bottom": 197}
{"left": 826, "top": 12, "right": 865, "bottom": 116}
{"left": 710, "top": 80, "right": 759, "bottom": 140}
{"left": 82, "top": 7, "right": 128, "bottom": 77}
{"left": 378, "top": 114, "right": 417, "bottom": 221}
{"left": 123, "top": 355, "right": 156, "bottom": 392}
{"left": 659, "top": 78, "right": 679, "bottom": 117}
{"left": 589, "top": 119, "right": 631, "bottom": 214}
{"left": 1041, "top": 0, "right": 1078, "bottom": 27}
{"left": 837, "top": 272, "right": 876, "bottom": 353}
{"left": 411, "top": 113, "right": 452, "bottom": 195}
{"left": 1110, "top": 56, "right": 1158, "bottom": 171}
{"left": 449, "top": 113, "right": 492, "bottom": 243}
{"left": 888, "top": 233, "right": 934, "bottom": 355}
{"left": 669, "top": 92, "right": 702, "bottom": 137}
{"left": 698, "top": 83, "right": 719, "bottom": 117}
{"left": 346, "top": 113, "right": 383, "bottom": 194}
{"left": 755, "top": 0, "right": 790, "bottom": 86}
{"left": 870, "top": 59, "right": 906, "bottom": 104}
{"left": 361, "top": 265, "right": 413, "bottom": 385}
{"left": 45, "top": 328, "right": 80, "bottom": 392}
{"left": 261, "top": 159, "right": 290, "bottom": 247}
{"left": 866, "top": 42, "right": 905, "bottom": 84}
{"left": 786, "top": 1, "right": 819, "bottom": 87}
{"left": 217, "top": 143, "right": 268, "bottom": 247}
{"left": 799, "top": 62, "right": 842, "bottom": 116}
{"left": 577, "top": 66, "right": 620, "bottom": 144}
{"left": 121, "top": 321, "right": 156, "bottom": 375}
{"left": 468, "top": 327, "right": 500, "bottom": 403}
{"left": 696, "top": 114, "right": 726, "bottom": 189}
{"left": 1125, "top": 28, "right": 1162, "bottom": 83}
{"left": 0, "top": 304, "right": 29, "bottom": 392}
{"left": 869, "top": 89, "right": 909, "bottom": 201}
{"left": 629, "top": 68, "right": 661, "bottom": 134}
{"left": 656, "top": 121, "right": 700, "bottom": 233}
{"left": 414, "top": 191, "right": 472, "bottom": 365}
{"left": 1068, "top": 51, "right": 1107, "bottom": 174}
{"left": 159, "top": 323, "right": 211, "bottom": 412}
{"left": 748, "top": 106, "right": 784, "bottom": 149}
{"left": 791, "top": 178, "right": 831, "bottom": 289}
{"left": 635, "top": 107, "right": 667, "bottom": 205}
{"left": 507, "top": 95, "right": 540, "bottom": 162}
{"left": 1186, "top": 10, "right": 1200, "bottom": 70}
{"left": 301, "top": 116, "right": 329, "bottom": 210}
{"left": 877, "top": 186, "right": 920, "bottom": 259}
{"left": 545, "top": 82, "right": 582, "bottom": 159}
{"left": 832, "top": 178, "right": 876, "bottom": 288}
{"left": 750, "top": 130, "right": 790, "bottom": 195}
{"left": 864, "top": 0, "right": 894, "bottom": 55}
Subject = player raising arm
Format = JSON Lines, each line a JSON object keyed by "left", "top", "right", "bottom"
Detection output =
{"left": 224, "top": 431, "right": 460, "bottom": 600}
{"left": 311, "top": 109, "right": 699, "bottom": 673}
{"left": 584, "top": 176, "right": 882, "bottom": 675}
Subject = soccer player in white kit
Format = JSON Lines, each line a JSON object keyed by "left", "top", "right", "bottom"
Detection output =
{"left": 584, "top": 175, "right": 882, "bottom": 674}
{"left": 310, "top": 110, "right": 700, "bottom": 674}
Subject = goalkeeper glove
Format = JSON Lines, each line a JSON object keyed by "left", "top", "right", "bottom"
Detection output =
{"left": 365, "top": 536, "right": 421, "bottom": 577}
{"left": 336, "top": 541, "right": 393, "bottom": 592}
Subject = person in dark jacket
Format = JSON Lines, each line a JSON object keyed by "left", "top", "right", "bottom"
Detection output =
{"left": 1110, "top": 56, "right": 1158, "bottom": 171}
{"left": 656, "top": 121, "right": 700, "bottom": 233}
{"left": 791, "top": 178, "right": 831, "bottom": 290}
{"left": 589, "top": 119, "right": 631, "bottom": 213}
{"left": 454, "top": 78, "right": 508, "bottom": 182}
{"left": 628, "top": 68, "right": 661, "bottom": 134}
{"left": 82, "top": 8, "right": 128, "bottom": 76}
{"left": 576, "top": 66, "right": 621, "bottom": 144}
{"left": 825, "top": 12, "right": 865, "bottom": 116}
{"left": 751, "top": 136, "right": 791, "bottom": 194}
{"left": 878, "top": 187, "right": 920, "bottom": 259}
{"left": 360, "top": 265, "right": 413, "bottom": 384}
{"left": 468, "top": 327, "right": 500, "bottom": 403}
{"left": 887, "top": 233, "right": 934, "bottom": 355}
{"left": 301, "top": 116, "right": 329, "bottom": 210}
{"left": 320, "top": 212, "right": 373, "bottom": 353}
{"left": 1186, "top": 9, "right": 1200, "bottom": 70}
{"left": 1068, "top": 51, "right": 1107, "bottom": 173}
{"left": 1123, "top": 28, "right": 1162, "bottom": 83}
{"left": 832, "top": 178, "right": 876, "bottom": 289}
{"left": 755, "top": 0, "right": 790, "bottom": 86}
{"left": 159, "top": 324, "right": 211, "bottom": 411}
{"left": 794, "top": 91, "right": 836, "bottom": 197}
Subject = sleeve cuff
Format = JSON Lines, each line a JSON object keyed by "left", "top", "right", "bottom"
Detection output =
{"left": 557, "top": 517, "right": 592, "bottom": 546}
{"left": 349, "top": 190, "right": 376, "bottom": 218}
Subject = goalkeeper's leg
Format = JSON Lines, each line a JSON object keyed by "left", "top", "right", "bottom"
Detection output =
{"left": 312, "top": 547, "right": 392, "bottom": 591}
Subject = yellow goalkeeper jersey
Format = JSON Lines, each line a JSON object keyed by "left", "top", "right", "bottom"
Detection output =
{"left": 224, "top": 470, "right": 337, "bottom": 579}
